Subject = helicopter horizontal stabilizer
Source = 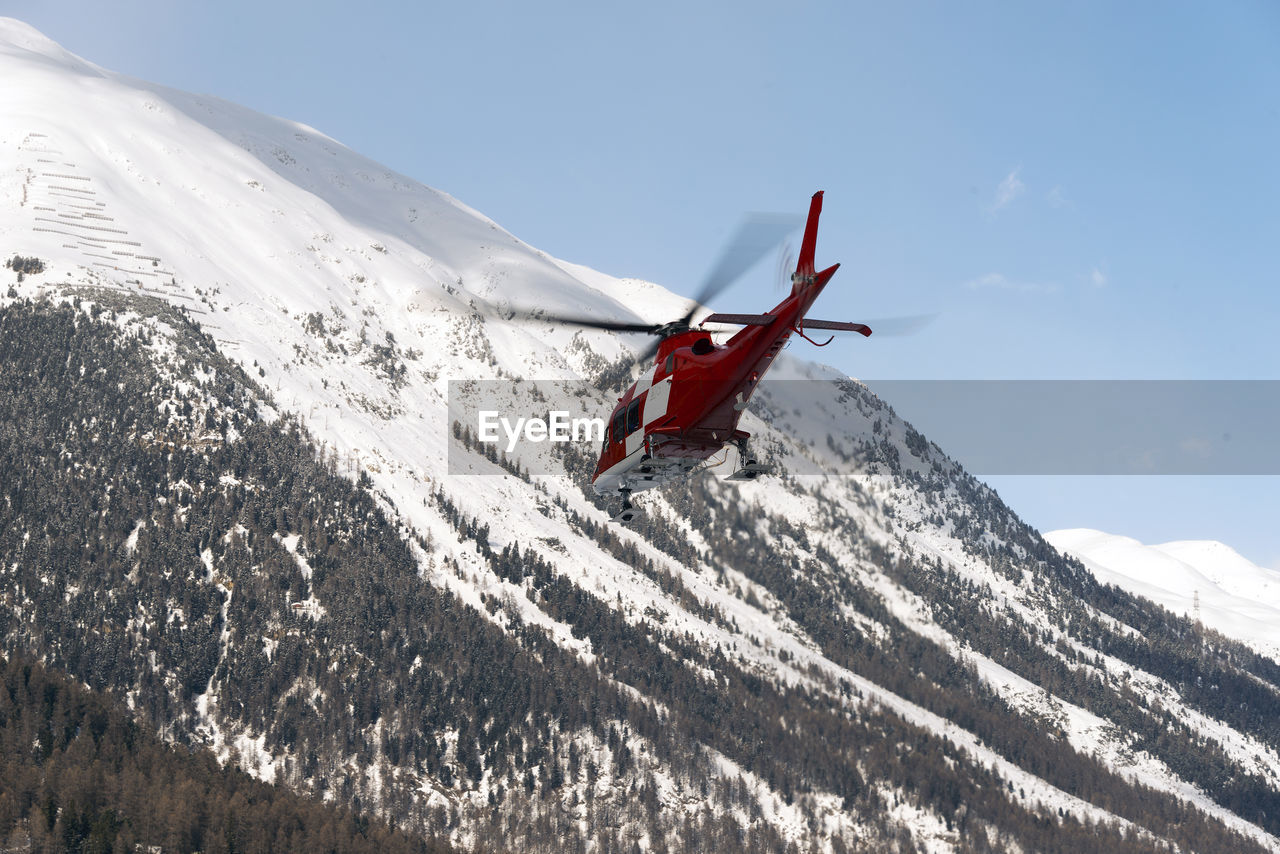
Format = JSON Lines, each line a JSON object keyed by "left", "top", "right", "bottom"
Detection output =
{"left": 802, "top": 319, "right": 872, "bottom": 337}
{"left": 701, "top": 313, "right": 776, "bottom": 327}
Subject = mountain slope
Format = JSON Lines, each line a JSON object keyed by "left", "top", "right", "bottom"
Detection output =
{"left": 3, "top": 17, "right": 1280, "bottom": 854}
{"left": 0, "top": 648, "right": 444, "bottom": 853}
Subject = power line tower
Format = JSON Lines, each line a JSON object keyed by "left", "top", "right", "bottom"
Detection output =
{"left": 1193, "top": 589, "right": 1202, "bottom": 628}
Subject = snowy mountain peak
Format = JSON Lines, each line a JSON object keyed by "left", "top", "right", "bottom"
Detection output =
{"left": 1, "top": 18, "right": 668, "bottom": 490}
{"left": 1046, "top": 528, "right": 1280, "bottom": 659}
{"left": 0, "top": 16, "right": 104, "bottom": 76}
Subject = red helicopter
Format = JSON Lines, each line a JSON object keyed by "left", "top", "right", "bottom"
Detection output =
{"left": 518, "top": 191, "right": 870, "bottom": 524}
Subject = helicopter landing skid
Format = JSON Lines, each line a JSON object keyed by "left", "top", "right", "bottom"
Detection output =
{"left": 610, "top": 489, "right": 642, "bottom": 526}
{"left": 726, "top": 461, "right": 771, "bottom": 482}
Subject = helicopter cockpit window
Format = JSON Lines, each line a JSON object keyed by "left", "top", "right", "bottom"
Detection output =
{"left": 691, "top": 337, "right": 714, "bottom": 355}
{"left": 611, "top": 411, "right": 625, "bottom": 445}
{"left": 626, "top": 399, "right": 641, "bottom": 434}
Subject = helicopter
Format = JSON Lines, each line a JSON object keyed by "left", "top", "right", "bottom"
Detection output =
{"left": 516, "top": 191, "right": 869, "bottom": 524}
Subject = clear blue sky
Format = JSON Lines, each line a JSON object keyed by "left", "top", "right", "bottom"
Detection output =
{"left": 11, "top": 1, "right": 1279, "bottom": 565}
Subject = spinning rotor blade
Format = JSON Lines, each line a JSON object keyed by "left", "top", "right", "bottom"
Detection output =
{"left": 633, "top": 337, "right": 664, "bottom": 370}
{"left": 501, "top": 304, "right": 666, "bottom": 384}
{"left": 680, "top": 213, "right": 802, "bottom": 324}
{"left": 491, "top": 210, "right": 803, "bottom": 389}
{"left": 502, "top": 306, "right": 661, "bottom": 335}
{"left": 859, "top": 313, "right": 938, "bottom": 337}
{"left": 775, "top": 240, "right": 795, "bottom": 293}
{"left": 502, "top": 212, "right": 799, "bottom": 342}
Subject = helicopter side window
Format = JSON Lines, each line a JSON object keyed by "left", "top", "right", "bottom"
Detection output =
{"left": 611, "top": 411, "right": 625, "bottom": 445}
{"left": 664, "top": 354, "right": 675, "bottom": 374}
{"left": 626, "top": 399, "right": 641, "bottom": 434}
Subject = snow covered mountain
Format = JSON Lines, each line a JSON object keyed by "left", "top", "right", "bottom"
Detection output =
{"left": 4, "top": 17, "right": 1280, "bottom": 853}
{"left": 1047, "top": 529, "right": 1280, "bottom": 663}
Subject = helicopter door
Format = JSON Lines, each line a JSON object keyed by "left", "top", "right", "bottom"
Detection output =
{"left": 610, "top": 411, "right": 625, "bottom": 446}
{"left": 624, "top": 398, "right": 645, "bottom": 456}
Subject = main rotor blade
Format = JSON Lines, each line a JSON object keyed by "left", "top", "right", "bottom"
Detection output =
{"left": 504, "top": 307, "right": 661, "bottom": 335}
{"left": 682, "top": 213, "right": 803, "bottom": 322}
{"left": 634, "top": 337, "right": 663, "bottom": 370}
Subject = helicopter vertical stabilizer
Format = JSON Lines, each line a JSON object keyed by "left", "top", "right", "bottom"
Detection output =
{"left": 792, "top": 190, "right": 840, "bottom": 299}
{"left": 792, "top": 190, "right": 825, "bottom": 294}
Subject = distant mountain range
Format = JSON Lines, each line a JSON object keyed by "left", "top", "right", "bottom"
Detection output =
{"left": 1048, "top": 529, "right": 1280, "bottom": 662}
{"left": 3, "top": 17, "right": 1279, "bottom": 853}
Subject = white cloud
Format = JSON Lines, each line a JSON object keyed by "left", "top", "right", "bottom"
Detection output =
{"left": 1090, "top": 267, "right": 1108, "bottom": 288}
{"left": 963, "top": 272, "right": 1058, "bottom": 293}
{"left": 1047, "top": 185, "right": 1071, "bottom": 208}
{"left": 1178, "top": 436, "right": 1213, "bottom": 455}
{"left": 991, "top": 167, "right": 1025, "bottom": 211}
{"left": 965, "top": 273, "right": 1009, "bottom": 289}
